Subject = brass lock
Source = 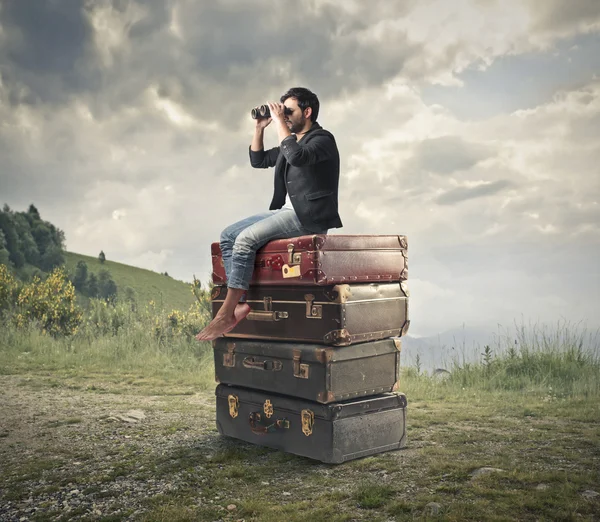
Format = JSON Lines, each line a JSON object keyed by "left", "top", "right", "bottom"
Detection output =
{"left": 301, "top": 409, "right": 314, "bottom": 436}
{"left": 228, "top": 394, "right": 239, "bottom": 418}
{"left": 263, "top": 399, "right": 274, "bottom": 419}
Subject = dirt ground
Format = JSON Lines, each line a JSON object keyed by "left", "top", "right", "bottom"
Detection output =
{"left": 1, "top": 374, "right": 599, "bottom": 522}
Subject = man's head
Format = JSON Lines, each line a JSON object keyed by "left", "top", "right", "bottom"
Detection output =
{"left": 280, "top": 87, "right": 319, "bottom": 134}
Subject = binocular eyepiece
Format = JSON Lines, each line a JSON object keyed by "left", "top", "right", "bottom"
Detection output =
{"left": 251, "top": 104, "right": 293, "bottom": 119}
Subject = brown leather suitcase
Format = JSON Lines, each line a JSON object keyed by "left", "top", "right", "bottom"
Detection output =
{"left": 211, "top": 282, "right": 410, "bottom": 346}
{"left": 211, "top": 234, "right": 408, "bottom": 286}
{"left": 216, "top": 384, "right": 407, "bottom": 464}
{"left": 213, "top": 337, "right": 402, "bottom": 403}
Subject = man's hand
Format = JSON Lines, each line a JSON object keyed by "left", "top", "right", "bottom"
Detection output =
{"left": 255, "top": 116, "right": 272, "bottom": 130}
{"left": 267, "top": 102, "right": 286, "bottom": 124}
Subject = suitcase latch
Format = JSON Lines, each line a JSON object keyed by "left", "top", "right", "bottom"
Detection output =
{"left": 301, "top": 409, "right": 314, "bottom": 436}
{"left": 223, "top": 342, "right": 236, "bottom": 367}
{"left": 304, "top": 294, "right": 322, "bottom": 319}
{"left": 282, "top": 245, "right": 302, "bottom": 279}
{"left": 228, "top": 394, "right": 239, "bottom": 418}
{"left": 293, "top": 349, "right": 310, "bottom": 379}
{"left": 287, "top": 244, "right": 302, "bottom": 265}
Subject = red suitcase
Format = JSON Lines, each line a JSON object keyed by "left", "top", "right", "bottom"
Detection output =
{"left": 211, "top": 234, "right": 408, "bottom": 286}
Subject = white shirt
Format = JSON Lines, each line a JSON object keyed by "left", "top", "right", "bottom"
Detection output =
{"left": 283, "top": 192, "right": 294, "bottom": 209}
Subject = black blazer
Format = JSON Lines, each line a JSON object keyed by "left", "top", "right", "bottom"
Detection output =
{"left": 249, "top": 122, "right": 343, "bottom": 233}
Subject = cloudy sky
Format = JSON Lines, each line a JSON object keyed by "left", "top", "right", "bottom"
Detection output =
{"left": 1, "top": 0, "right": 599, "bottom": 338}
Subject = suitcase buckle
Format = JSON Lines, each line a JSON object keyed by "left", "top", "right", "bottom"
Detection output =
{"left": 301, "top": 409, "right": 314, "bottom": 437}
{"left": 304, "top": 294, "right": 322, "bottom": 319}
{"left": 287, "top": 244, "right": 302, "bottom": 265}
{"left": 228, "top": 394, "right": 239, "bottom": 418}
{"left": 293, "top": 350, "right": 310, "bottom": 379}
{"left": 223, "top": 342, "right": 236, "bottom": 367}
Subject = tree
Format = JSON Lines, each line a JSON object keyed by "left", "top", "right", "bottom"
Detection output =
{"left": 0, "top": 209, "right": 22, "bottom": 267}
{"left": 40, "top": 245, "right": 64, "bottom": 272}
{"left": 0, "top": 230, "right": 9, "bottom": 266}
{"left": 87, "top": 273, "right": 99, "bottom": 298}
{"left": 98, "top": 269, "right": 117, "bottom": 302}
{"left": 9, "top": 213, "right": 40, "bottom": 266}
{"left": 99, "top": 250, "right": 106, "bottom": 264}
{"left": 31, "top": 223, "right": 53, "bottom": 256}
{"left": 73, "top": 261, "right": 88, "bottom": 292}
{"left": 28, "top": 204, "right": 41, "bottom": 220}
{"left": 10, "top": 250, "right": 26, "bottom": 269}
{"left": 0, "top": 204, "right": 66, "bottom": 273}
{"left": 21, "top": 234, "right": 40, "bottom": 266}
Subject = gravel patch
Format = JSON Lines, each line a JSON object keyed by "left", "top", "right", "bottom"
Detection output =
{"left": 0, "top": 376, "right": 223, "bottom": 521}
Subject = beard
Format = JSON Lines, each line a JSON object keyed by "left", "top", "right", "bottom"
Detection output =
{"left": 288, "top": 115, "right": 307, "bottom": 134}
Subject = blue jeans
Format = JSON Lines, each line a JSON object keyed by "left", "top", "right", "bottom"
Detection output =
{"left": 220, "top": 208, "right": 327, "bottom": 290}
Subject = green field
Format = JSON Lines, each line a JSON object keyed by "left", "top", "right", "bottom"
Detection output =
{"left": 63, "top": 251, "right": 198, "bottom": 312}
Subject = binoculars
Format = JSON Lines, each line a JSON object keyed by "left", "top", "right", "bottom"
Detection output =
{"left": 251, "top": 104, "right": 293, "bottom": 119}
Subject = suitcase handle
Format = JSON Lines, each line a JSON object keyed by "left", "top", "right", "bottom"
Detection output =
{"left": 246, "top": 310, "right": 289, "bottom": 322}
{"left": 248, "top": 412, "right": 290, "bottom": 435}
{"left": 243, "top": 357, "right": 283, "bottom": 371}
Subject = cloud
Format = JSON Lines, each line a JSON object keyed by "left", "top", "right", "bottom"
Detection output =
{"left": 0, "top": 2, "right": 599, "bottom": 336}
{"left": 0, "top": 0, "right": 93, "bottom": 104}
{"left": 435, "top": 180, "right": 513, "bottom": 205}
{"left": 412, "top": 136, "right": 493, "bottom": 174}
{"left": 530, "top": 0, "right": 600, "bottom": 39}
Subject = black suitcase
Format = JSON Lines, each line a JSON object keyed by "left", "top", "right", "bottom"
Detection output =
{"left": 213, "top": 337, "right": 402, "bottom": 403}
{"left": 215, "top": 384, "right": 407, "bottom": 464}
{"left": 212, "top": 282, "right": 410, "bottom": 346}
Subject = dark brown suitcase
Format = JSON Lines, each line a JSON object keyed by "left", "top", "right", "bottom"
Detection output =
{"left": 216, "top": 384, "right": 407, "bottom": 464}
{"left": 212, "top": 282, "right": 410, "bottom": 346}
{"left": 211, "top": 234, "right": 408, "bottom": 286}
{"left": 213, "top": 337, "right": 402, "bottom": 403}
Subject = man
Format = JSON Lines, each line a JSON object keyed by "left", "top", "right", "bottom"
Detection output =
{"left": 196, "top": 87, "right": 342, "bottom": 341}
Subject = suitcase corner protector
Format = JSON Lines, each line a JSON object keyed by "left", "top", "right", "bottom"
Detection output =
{"left": 317, "top": 391, "right": 336, "bottom": 403}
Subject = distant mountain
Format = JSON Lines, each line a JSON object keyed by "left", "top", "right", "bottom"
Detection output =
{"left": 400, "top": 326, "right": 499, "bottom": 372}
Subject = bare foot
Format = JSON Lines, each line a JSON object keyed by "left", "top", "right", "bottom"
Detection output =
{"left": 195, "top": 303, "right": 251, "bottom": 341}
{"left": 223, "top": 303, "right": 252, "bottom": 335}
{"left": 195, "top": 313, "right": 237, "bottom": 341}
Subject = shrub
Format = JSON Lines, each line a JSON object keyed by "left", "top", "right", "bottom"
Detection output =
{"left": 0, "top": 263, "right": 19, "bottom": 313}
{"left": 14, "top": 267, "right": 82, "bottom": 336}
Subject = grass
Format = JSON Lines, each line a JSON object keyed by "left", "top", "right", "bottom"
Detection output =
{"left": 0, "top": 321, "right": 215, "bottom": 392}
{"left": 63, "top": 251, "right": 197, "bottom": 312}
{"left": 405, "top": 319, "right": 600, "bottom": 402}
{"left": 353, "top": 482, "right": 396, "bottom": 508}
{"left": 0, "top": 319, "right": 599, "bottom": 520}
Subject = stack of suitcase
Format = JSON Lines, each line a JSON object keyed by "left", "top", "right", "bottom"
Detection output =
{"left": 210, "top": 235, "right": 410, "bottom": 464}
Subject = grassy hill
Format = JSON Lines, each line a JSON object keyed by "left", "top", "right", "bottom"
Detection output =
{"left": 63, "top": 251, "right": 197, "bottom": 312}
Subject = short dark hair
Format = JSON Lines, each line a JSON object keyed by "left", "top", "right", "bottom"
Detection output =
{"left": 281, "top": 87, "right": 319, "bottom": 122}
